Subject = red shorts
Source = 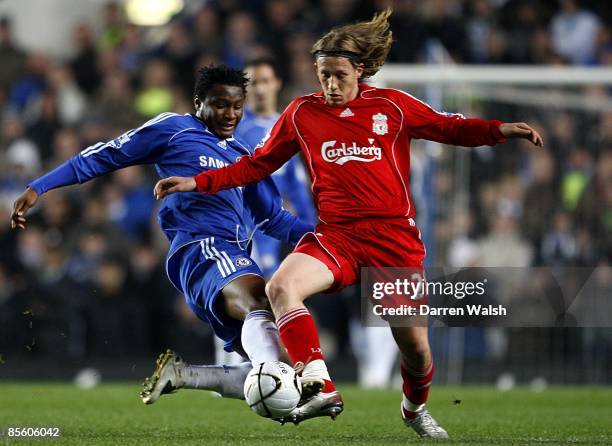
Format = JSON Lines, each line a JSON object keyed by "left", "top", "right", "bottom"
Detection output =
{"left": 293, "top": 217, "right": 426, "bottom": 291}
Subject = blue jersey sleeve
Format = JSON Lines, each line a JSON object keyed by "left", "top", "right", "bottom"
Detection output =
{"left": 244, "top": 177, "right": 313, "bottom": 245}
{"left": 29, "top": 113, "right": 177, "bottom": 195}
{"left": 29, "top": 160, "right": 80, "bottom": 195}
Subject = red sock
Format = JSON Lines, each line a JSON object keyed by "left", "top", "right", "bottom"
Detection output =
{"left": 400, "top": 361, "right": 434, "bottom": 419}
{"left": 277, "top": 307, "right": 335, "bottom": 392}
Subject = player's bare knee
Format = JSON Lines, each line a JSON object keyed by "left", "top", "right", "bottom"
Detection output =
{"left": 265, "top": 277, "right": 286, "bottom": 304}
{"left": 413, "top": 342, "right": 431, "bottom": 361}
{"left": 397, "top": 336, "right": 431, "bottom": 360}
{"left": 222, "top": 290, "right": 270, "bottom": 320}
{"left": 400, "top": 341, "right": 431, "bottom": 368}
{"left": 245, "top": 293, "right": 271, "bottom": 313}
{"left": 265, "top": 275, "right": 300, "bottom": 306}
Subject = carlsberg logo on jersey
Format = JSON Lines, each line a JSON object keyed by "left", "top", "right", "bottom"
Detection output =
{"left": 321, "top": 139, "right": 382, "bottom": 165}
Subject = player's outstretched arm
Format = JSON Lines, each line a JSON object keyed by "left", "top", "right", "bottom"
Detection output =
{"left": 11, "top": 187, "right": 38, "bottom": 229}
{"left": 499, "top": 122, "right": 544, "bottom": 147}
{"left": 170, "top": 101, "right": 302, "bottom": 199}
{"left": 11, "top": 114, "right": 174, "bottom": 228}
{"left": 10, "top": 158, "right": 80, "bottom": 230}
{"left": 153, "top": 144, "right": 295, "bottom": 200}
{"left": 399, "top": 91, "right": 543, "bottom": 148}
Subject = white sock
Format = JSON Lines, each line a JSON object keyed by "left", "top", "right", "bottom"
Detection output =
{"left": 214, "top": 335, "right": 245, "bottom": 365}
{"left": 402, "top": 394, "right": 425, "bottom": 413}
{"left": 241, "top": 310, "right": 281, "bottom": 365}
{"left": 302, "top": 359, "right": 331, "bottom": 382}
{"left": 183, "top": 362, "right": 251, "bottom": 399}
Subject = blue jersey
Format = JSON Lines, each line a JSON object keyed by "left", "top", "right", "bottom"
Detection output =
{"left": 235, "top": 108, "right": 316, "bottom": 276}
{"left": 30, "top": 112, "right": 311, "bottom": 290}
{"left": 234, "top": 108, "right": 279, "bottom": 152}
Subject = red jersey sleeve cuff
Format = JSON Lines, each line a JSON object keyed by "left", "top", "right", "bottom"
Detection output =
{"left": 490, "top": 120, "right": 507, "bottom": 144}
{"left": 194, "top": 172, "right": 211, "bottom": 193}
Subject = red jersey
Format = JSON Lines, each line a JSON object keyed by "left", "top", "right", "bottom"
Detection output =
{"left": 195, "top": 83, "right": 506, "bottom": 224}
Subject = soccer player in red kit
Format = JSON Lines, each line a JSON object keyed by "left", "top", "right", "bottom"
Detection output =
{"left": 154, "top": 9, "right": 543, "bottom": 437}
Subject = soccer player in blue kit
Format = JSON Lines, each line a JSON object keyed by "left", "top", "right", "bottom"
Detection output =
{"left": 10, "top": 65, "right": 312, "bottom": 405}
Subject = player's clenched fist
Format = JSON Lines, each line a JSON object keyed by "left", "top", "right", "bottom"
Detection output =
{"left": 11, "top": 187, "right": 38, "bottom": 229}
{"left": 154, "top": 176, "right": 196, "bottom": 200}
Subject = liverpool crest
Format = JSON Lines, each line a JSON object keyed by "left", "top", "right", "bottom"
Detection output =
{"left": 372, "top": 113, "right": 388, "bottom": 135}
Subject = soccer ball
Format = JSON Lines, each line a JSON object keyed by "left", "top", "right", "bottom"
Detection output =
{"left": 243, "top": 361, "right": 302, "bottom": 418}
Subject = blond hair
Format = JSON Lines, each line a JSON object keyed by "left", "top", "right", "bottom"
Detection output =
{"left": 311, "top": 8, "right": 393, "bottom": 79}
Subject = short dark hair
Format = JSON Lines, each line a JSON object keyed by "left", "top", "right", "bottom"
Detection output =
{"left": 244, "top": 57, "right": 281, "bottom": 79}
{"left": 193, "top": 65, "right": 248, "bottom": 100}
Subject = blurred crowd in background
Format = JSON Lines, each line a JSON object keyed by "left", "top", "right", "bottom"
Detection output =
{"left": 0, "top": 0, "right": 610, "bottom": 382}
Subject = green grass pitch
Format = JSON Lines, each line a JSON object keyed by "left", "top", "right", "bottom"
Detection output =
{"left": 1, "top": 383, "right": 611, "bottom": 445}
